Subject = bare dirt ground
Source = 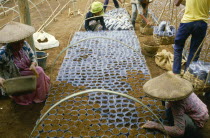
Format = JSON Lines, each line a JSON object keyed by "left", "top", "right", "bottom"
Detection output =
{"left": 0, "top": 0, "right": 210, "bottom": 137}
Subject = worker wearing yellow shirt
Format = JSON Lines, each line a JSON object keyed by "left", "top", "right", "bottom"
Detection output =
{"left": 173, "top": 0, "right": 210, "bottom": 75}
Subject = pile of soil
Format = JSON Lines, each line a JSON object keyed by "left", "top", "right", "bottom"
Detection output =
{"left": 37, "top": 38, "right": 48, "bottom": 43}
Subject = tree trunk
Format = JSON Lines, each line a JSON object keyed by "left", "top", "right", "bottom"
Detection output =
{"left": 17, "top": 0, "right": 35, "bottom": 51}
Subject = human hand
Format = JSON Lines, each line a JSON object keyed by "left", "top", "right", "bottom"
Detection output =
{"left": 147, "top": 22, "right": 154, "bottom": 26}
{"left": 30, "top": 62, "right": 39, "bottom": 77}
{"left": 0, "top": 77, "right": 5, "bottom": 87}
{"left": 142, "top": 121, "right": 159, "bottom": 129}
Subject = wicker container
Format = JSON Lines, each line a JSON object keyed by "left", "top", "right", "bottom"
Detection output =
{"left": 3, "top": 75, "right": 37, "bottom": 95}
{"left": 153, "top": 26, "right": 176, "bottom": 45}
{"left": 183, "top": 71, "right": 210, "bottom": 93}
{"left": 142, "top": 40, "right": 160, "bottom": 57}
{"left": 140, "top": 26, "right": 153, "bottom": 35}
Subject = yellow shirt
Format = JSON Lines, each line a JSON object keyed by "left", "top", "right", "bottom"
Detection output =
{"left": 181, "top": 0, "right": 210, "bottom": 23}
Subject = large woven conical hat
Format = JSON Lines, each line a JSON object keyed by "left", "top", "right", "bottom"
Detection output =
{"left": 0, "top": 21, "right": 35, "bottom": 43}
{"left": 143, "top": 71, "right": 193, "bottom": 101}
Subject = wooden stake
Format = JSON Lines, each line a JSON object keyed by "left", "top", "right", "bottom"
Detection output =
{"left": 17, "top": 0, "right": 35, "bottom": 51}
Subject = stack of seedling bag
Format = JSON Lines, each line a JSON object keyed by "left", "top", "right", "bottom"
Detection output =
{"left": 104, "top": 8, "right": 133, "bottom": 30}
{"left": 153, "top": 21, "right": 176, "bottom": 45}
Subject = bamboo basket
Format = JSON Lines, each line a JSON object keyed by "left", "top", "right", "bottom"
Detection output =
{"left": 140, "top": 26, "right": 153, "bottom": 35}
{"left": 183, "top": 71, "right": 210, "bottom": 93}
{"left": 142, "top": 42, "right": 160, "bottom": 57}
{"left": 153, "top": 26, "right": 176, "bottom": 45}
{"left": 139, "top": 14, "right": 156, "bottom": 35}
{"left": 3, "top": 75, "right": 37, "bottom": 95}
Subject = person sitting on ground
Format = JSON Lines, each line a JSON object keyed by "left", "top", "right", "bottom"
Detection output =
{"left": 0, "top": 22, "right": 50, "bottom": 105}
{"left": 173, "top": 0, "right": 210, "bottom": 75}
{"left": 103, "top": 0, "right": 123, "bottom": 12}
{"left": 85, "top": 1, "right": 107, "bottom": 31}
{"left": 142, "top": 71, "right": 209, "bottom": 138}
{"left": 131, "top": 0, "right": 153, "bottom": 28}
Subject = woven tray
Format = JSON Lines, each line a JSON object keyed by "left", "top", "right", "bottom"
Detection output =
{"left": 3, "top": 75, "right": 37, "bottom": 95}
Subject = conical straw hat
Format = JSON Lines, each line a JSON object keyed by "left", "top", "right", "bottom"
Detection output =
{"left": 143, "top": 71, "right": 193, "bottom": 101}
{"left": 0, "top": 21, "right": 35, "bottom": 43}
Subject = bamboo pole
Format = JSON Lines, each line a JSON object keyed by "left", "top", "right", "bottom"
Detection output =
{"left": 17, "top": 0, "right": 35, "bottom": 51}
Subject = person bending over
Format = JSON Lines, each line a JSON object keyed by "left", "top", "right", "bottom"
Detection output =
{"left": 131, "top": 0, "right": 153, "bottom": 28}
{"left": 85, "top": 1, "right": 107, "bottom": 31}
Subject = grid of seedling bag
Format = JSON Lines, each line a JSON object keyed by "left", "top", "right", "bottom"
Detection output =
{"left": 31, "top": 31, "right": 167, "bottom": 137}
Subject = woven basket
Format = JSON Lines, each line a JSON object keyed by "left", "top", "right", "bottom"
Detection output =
{"left": 153, "top": 34, "right": 175, "bottom": 45}
{"left": 3, "top": 75, "right": 37, "bottom": 95}
{"left": 153, "top": 26, "right": 176, "bottom": 45}
{"left": 140, "top": 26, "right": 153, "bottom": 35}
{"left": 183, "top": 71, "right": 210, "bottom": 93}
{"left": 142, "top": 42, "right": 159, "bottom": 57}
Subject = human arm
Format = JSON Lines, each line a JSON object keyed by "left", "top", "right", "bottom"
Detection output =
{"left": 139, "top": 14, "right": 153, "bottom": 25}
{"left": 142, "top": 120, "right": 185, "bottom": 137}
{"left": 100, "top": 17, "right": 107, "bottom": 30}
{"left": 0, "top": 48, "right": 6, "bottom": 87}
{"left": 142, "top": 103, "right": 185, "bottom": 137}
{"left": 23, "top": 42, "right": 39, "bottom": 77}
{"left": 24, "top": 41, "right": 37, "bottom": 63}
{"left": 29, "top": 62, "right": 39, "bottom": 77}
{"left": 139, "top": 2, "right": 153, "bottom": 25}
{"left": 0, "top": 77, "right": 5, "bottom": 87}
{"left": 117, "top": 0, "right": 122, "bottom": 4}
{"left": 174, "top": 0, "right": 183, "bottom": 6}
{"left": 85, "top": 12, "right": 92, "bottom": 31}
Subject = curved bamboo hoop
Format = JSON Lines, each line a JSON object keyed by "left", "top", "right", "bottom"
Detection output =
{"left": 28, "top": 0, "right": 44, "bottom": 22}
{"left": 30, "top": 89, "right": 168, "bottom": 137}
{"left": 78, "top": 0, "right": 93, "bottom": 31}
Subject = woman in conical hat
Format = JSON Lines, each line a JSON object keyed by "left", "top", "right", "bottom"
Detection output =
{"left": 0, "top": 22, "right": 50, "bottom": 105}
{"left": 142, "top": 71, "right": 209, "bottom": 137}
{"left": 84, "top": 1, "right": 107, "bottom": 31}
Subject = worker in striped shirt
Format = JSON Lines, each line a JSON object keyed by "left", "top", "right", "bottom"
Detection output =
{"left": 130, "top": 0, "right": 153, "bottom": 28}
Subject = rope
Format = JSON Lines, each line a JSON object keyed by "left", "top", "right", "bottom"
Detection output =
{"left": 157, "top": 0, "right": 169, "bottom": 23}
{"left": 203, "top": 36, "right": 210, "bottom": 61}
{"left": 78, "top": 0, "right": 94, "bottom": 31}
{"left": 175, "top": 6, "right": 177, "bottom": 29}
{"left": 30, "top": 89, "right": 169, "bottom": 137}
{"left": 170, "top": 0, "right": 174, "bottom": 23}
